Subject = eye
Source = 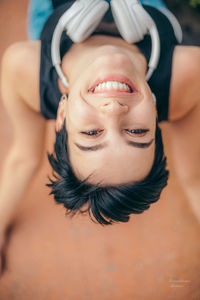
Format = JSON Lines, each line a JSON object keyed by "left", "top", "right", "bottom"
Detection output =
{"left": 80, "top": 129, "right": 104, "bottom": 136}
{"left": 125, "top": 129, "right": 149, "bottom": 136}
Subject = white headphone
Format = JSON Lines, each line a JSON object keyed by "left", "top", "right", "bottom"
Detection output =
{"left": 51, "top": 0, "right": 160, "bottom": 88}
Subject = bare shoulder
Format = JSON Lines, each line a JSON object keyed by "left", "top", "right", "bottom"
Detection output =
{"left": 1, "top": 40, "right": 41, "bottom": 112}
{"left": 169, "top": 45, "right": 200, "bottom": 121}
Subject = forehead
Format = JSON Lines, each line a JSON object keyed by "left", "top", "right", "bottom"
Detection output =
{"left": 68, "top": 141, "right": 155, "bottom": 185}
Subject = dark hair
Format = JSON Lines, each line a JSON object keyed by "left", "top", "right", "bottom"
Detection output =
{"left": 47, "top": 121, "right": 169, "bottom": 225}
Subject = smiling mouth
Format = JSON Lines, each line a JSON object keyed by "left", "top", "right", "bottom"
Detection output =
{"left": 88, "top": 75, "right": 135, "bottom": 94}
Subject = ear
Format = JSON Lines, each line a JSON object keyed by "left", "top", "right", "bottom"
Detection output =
{"left": 56, "top": 95, "right": 67, "bottom": 132}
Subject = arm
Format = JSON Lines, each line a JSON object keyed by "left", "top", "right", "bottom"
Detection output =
{"left": 168, "top": 45, "right": 200, "bottom": 221}
{"left": 0, "top": 42, "right": 46, "bottom": 243}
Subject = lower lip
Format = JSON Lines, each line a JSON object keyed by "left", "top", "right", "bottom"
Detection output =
{"left": 88, "top": 74, "right": 136, "bottom": 94}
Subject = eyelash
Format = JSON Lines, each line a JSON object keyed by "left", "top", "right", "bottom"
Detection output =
{"left": 81, "top": 130, "right": 103, "bottom": 136}
{"left": 81, "top": 129, "right": 149, "bottom": 136}
{"left": 125, "top": 129, "right": 149, "bottom": 135}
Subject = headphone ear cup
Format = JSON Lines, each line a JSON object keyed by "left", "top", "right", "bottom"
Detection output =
{"left": 66, "top": 0, "right": 109, "bottom": 42}
{"left": 110, "top": 0, "right": 149, "bottom": 43}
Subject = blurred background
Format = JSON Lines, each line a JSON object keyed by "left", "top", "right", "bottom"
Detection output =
{"left": 166, "top": 0, "right": 200, "bottom": 45}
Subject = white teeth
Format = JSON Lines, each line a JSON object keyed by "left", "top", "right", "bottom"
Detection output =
{"left": 119, "top": 83, "right": 124, "bottom": 89}
{"left": 106, "top": 82, "right": 112, "bottom": 89}
{"left": 102, "top": 82, "right": 106, "bottom": 89}
{"left": 95, "top": 85, "right": 100, "bottom": 91}
{"left": 112, "top": 81, "right": 118, "bottom": 89}
{"left": 94, "top": 81, "right": 131, "bottom": 92}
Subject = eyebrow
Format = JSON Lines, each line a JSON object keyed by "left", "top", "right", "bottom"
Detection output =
{"left": 74, "top": 139, "right": 154, "bottom": 152}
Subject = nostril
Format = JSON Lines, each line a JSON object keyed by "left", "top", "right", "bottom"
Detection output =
{"left": 100, "top": 102, "right": 128, "bottom": 114}
{"left": 102, "top": 101, "right": 127, "bottom": 107}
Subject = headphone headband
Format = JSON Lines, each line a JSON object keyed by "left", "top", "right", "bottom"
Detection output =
{"left": 51, "top": 0, "right": 160, "bottom": 87}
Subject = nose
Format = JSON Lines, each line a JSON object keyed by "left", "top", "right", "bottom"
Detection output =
{"left": 100, "top": 101, "right": 128, "bottom": 116}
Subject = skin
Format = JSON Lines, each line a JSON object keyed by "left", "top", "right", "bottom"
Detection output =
{"left": 57, "top": 35, "right": 157, "bottom": 185}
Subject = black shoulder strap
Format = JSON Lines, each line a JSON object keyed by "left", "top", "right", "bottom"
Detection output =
{"left": 52, "top": 0, "right": 73, "bottom": 9}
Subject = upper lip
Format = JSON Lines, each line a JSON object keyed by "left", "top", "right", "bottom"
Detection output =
{"left": 88, "top": 74, "right": 136, "bottom": 93}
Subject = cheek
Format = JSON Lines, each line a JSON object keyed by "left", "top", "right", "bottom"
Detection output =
{"left": 133, "top": 102, "right": 157, "bottom": 125}
{"left": 66, "top": 98, "right": 99, "bottom": 131}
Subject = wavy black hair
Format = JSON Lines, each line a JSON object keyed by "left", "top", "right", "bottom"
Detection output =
{"left": 47, "top": 121, "right": 169, "bottom": 225}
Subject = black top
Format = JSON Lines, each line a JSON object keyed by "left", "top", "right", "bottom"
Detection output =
{"left": 40, "top": 1, "right": 180, "bottom": 122}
